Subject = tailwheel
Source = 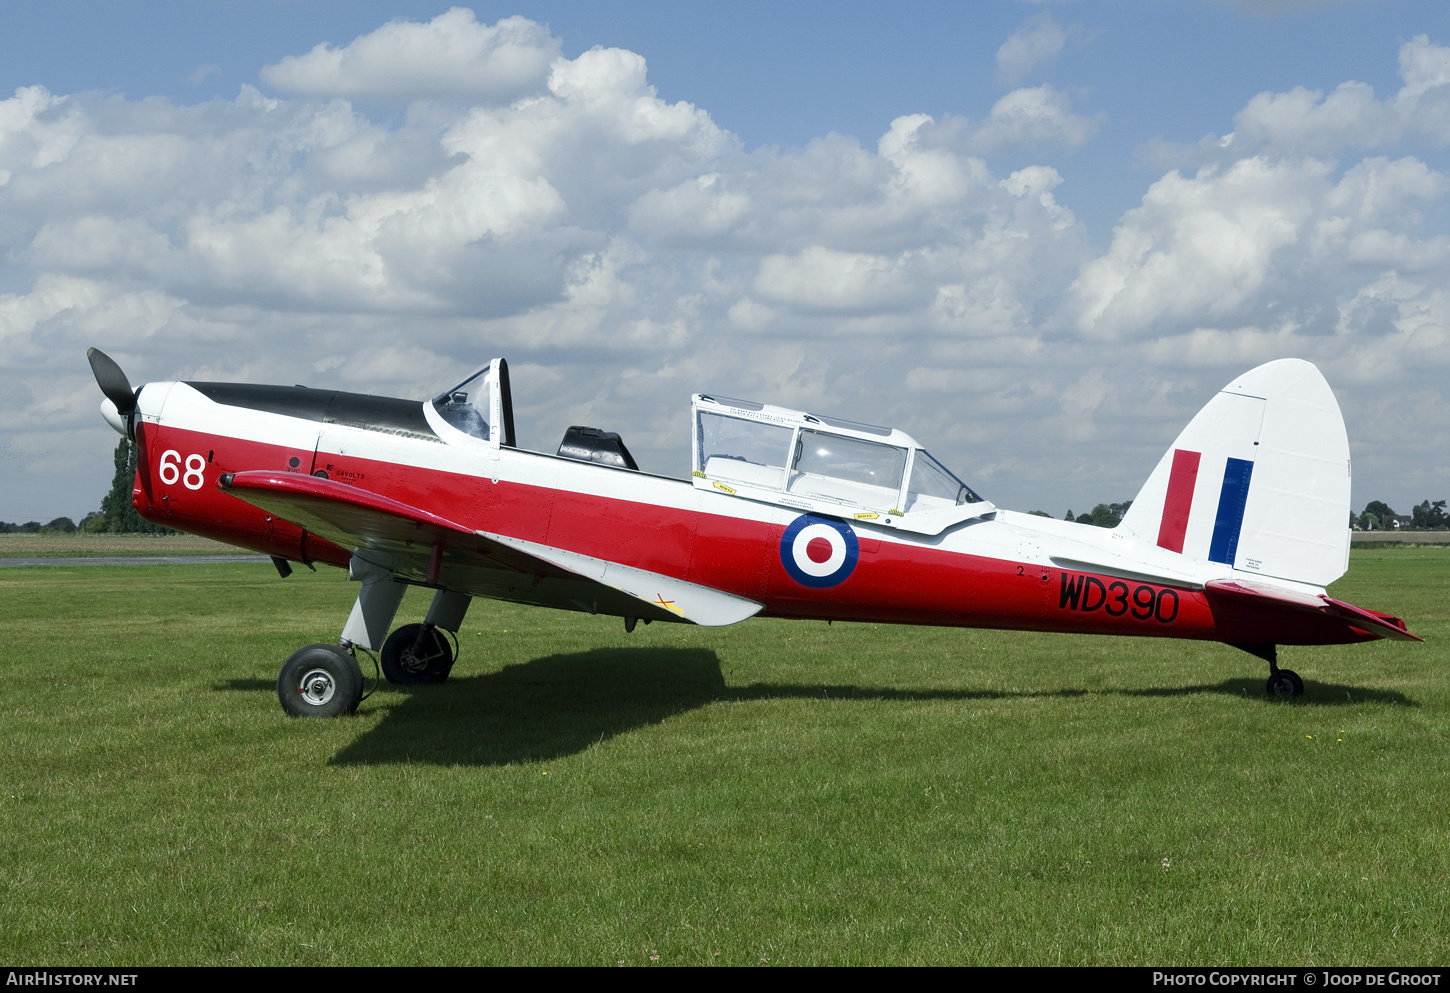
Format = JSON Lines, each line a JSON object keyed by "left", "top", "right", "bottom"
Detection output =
{"left": 1232, "top": 644, "right": 1304, "bottom": 701}
{"left": 279, "top": 644, "right": 364, "bottom": 717}
{"left": 381, "top": 623, "right": 455, "bottom": 685}
{"left": 1266, "top": 668, "right": 1304, "bottom": 700}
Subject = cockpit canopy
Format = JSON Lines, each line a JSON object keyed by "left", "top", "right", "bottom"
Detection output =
{"left": 692, "top": 395, "right": 992, "bottom": 535}
{"left": 423, "top": 358, "right": 516, "bottom": 450}
{"left": 418, "top": 361, "right": 991, "bottom": 534}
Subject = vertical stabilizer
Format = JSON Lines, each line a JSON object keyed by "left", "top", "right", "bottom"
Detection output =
{"left": 1119, "top": 360, "right": 1350, "bottom": 587}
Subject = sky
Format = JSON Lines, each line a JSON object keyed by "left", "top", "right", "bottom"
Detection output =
{"left": 2, "top": 0, "right": 1448, "bottom": 523}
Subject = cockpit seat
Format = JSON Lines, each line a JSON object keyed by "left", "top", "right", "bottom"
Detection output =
{"left": 557, "top": 426, "right": 639, "bottom": 470}
{"left": 436, "top": 392, "right": 489, "bottom": 440}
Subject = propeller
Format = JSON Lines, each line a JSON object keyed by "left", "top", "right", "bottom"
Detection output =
{"left": 87, "top": 347, "right": 137, "bottom": 417}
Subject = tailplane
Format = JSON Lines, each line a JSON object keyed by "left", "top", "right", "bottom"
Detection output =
{"left": 1118, "top": 359, "right": 1350, "bottom": 587}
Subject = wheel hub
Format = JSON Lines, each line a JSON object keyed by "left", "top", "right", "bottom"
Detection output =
{"left": 299, "top": 668, "right": 337, "bottom": 705}
{"left": 401, "top": 637, "right": 444, "bottom": 673}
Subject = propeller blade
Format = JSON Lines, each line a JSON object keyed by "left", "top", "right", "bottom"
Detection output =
{"left": 87, "top": 347, "right": 137, "bottom": 416}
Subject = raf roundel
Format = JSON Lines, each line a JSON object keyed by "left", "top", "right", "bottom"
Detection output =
{"left": 779, "top": 514, "right": 860, "bottom": 588}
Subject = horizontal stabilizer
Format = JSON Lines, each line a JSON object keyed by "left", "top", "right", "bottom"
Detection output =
{"left": 1206, "top": 578, "right": 1421, "bottom": 643}
{"left": 1207, "top": 578, "right": 1325, "bottom": 610}
{"left": 1321, "top": 596, "right": 1422, "bottom": 642}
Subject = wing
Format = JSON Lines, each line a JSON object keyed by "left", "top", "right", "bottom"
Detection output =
{"left": 218, "top": 470, "right": 762, "bottom": 627}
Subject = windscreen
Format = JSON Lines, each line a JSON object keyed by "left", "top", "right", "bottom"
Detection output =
{"left": 906, "top": 451, "right": 982, "bottom": 511}
{"left": 433, "top": 368, "right": 492, "bottom": 441}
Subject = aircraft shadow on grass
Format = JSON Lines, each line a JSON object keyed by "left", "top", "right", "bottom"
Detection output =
{"left": 215, "top": 646, "right": 1413, "bottom": 767}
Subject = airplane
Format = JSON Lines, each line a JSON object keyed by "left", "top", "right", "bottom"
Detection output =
{"left": 86, "top": 348, "right": 1420, "bottom": 717}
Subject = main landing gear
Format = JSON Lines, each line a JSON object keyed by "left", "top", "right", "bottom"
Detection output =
{"left": 278, "top": 644, "right": 364, "bottom": 718}
{"left": 276, "top": 554, "right": 471, "bottom": 717}
{"left": 381, "top": 623, "right": 455, "bottom": 685}
{"left": 1233, "top": 643, "right": 1303, "bottom": 700}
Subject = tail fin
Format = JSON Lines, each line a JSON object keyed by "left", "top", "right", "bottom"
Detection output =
{"left": 1119, "top": 359, "right": 1350, "bottom": 587}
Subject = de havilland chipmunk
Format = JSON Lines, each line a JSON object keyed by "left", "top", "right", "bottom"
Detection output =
{"left": 87, "top": 347, "right": 1419, "bottom": 717}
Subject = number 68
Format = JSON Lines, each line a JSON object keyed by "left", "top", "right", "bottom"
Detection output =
{"left": 159, "top": 450, "right": 206, "bottom": 490}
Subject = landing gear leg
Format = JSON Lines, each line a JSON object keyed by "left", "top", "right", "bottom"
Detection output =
{"left": 277, "top": 554, "right": 405, "bottom": 717}
{"left": 381, "top": 589, "right": 471, "bottom": 685}
{"left": 338, "top": 554, "right": 407, "bottom": 654}
{"left": 1234, "top": 643, "right": 1303, "bottom": 700}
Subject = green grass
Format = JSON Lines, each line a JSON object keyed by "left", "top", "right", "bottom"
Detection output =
{"left": 0, "top": 548, "right": 1445, "bottom": 965}
{"left": 0, "top": 533, "right": 253, "bottom": 557}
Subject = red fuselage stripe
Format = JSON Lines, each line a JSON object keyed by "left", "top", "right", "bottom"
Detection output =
{"left": 1157, "top": 449, "right": 1201, "bottom": 553}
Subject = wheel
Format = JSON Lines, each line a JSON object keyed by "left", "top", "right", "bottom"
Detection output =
{"left": 381, "top": 623, "right": 454, "bottom": 685}
{"left": 1266, "top": 669, "right": 1304, "bottom": 700}
{"left": 278, "top": 644, "right": 364, "bottom": 717}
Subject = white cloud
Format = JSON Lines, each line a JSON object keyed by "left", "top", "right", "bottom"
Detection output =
{"left": 0, "top": 86, "right": 83, "bottom": 172}
{"left": 1072, "top": 153, "right": 1450, "bottom": 340}
{"left": 996, "top": 14, "right": 1068, "bottom": 86}
{"left": 879, "top": 114, "right": 973, "bottom": 204}
{"left": 259, "top": 9, "right": 560, "bottom": 101}
{"left": 1324, "top": 155, "right": 1448, "bottom": 223}
{"left": 1150, "top": 35, "right": 1450, "bottom": 165}
{"left": 629, "top": 173, "right": 751, "bottom": 241}
{"left": 1235, "top": 81, "right": 1396, "bottom": 154}
{"left": 1140, "top": 322, "right": 1313, "bottom": 369}
{"left": 755, "top": 246, "right": 921, "bottom": 312}
{"left": 967, "top": 85, "right": 1102, "bottom": 153}
{"left": 1072, "top": 158, "right": 1323, "bottom": 337}
{"left": 727, "top": 296, "right": 777, "bottom": 331}
{"left": 4, "top": 14, "right": 1450, "bottom": 524}
{"left": 0, "top": 273, "right": 114, "bottom": 348}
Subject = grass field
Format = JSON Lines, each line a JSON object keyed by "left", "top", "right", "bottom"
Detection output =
{"left": 0, "top": 547, "right": 1445, "bottom": 965}
{"left": 0, "top": 534, "right": 252, "bottom": 558}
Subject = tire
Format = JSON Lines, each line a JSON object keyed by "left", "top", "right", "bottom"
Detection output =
{"left": 278, "top": 644, "right": 364, "bottom": 717}
{"left": 1266, "top": 669, "right": 1304, "bottom": 700}
{"left": 380, "top": 623, "right": 454, "bottom": 685}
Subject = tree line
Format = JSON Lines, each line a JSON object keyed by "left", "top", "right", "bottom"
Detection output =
{"left": 0, "top": 439, "right": 174, "bottom": 535}
{"left": 1354, "top": 499, "right": 1448, "bottom": 531}
{"left": 1024, "top": 502, "right": 1135, "bottom": 527}
{"left": 1031, "top": 499, "right": 1450, "bottom": 532}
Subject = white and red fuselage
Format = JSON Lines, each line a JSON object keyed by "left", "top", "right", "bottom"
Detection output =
{"left": 120, "top": 374, "right": 1409, "bottom": 650}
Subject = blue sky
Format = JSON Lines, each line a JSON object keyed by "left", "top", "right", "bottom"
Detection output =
{"left": 2, "top": 1, "right": 1448, "bottom": 522}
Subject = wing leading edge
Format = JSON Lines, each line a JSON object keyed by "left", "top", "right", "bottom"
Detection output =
{"left": 218, "top": 470, "right": 763, "bottom": 627}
